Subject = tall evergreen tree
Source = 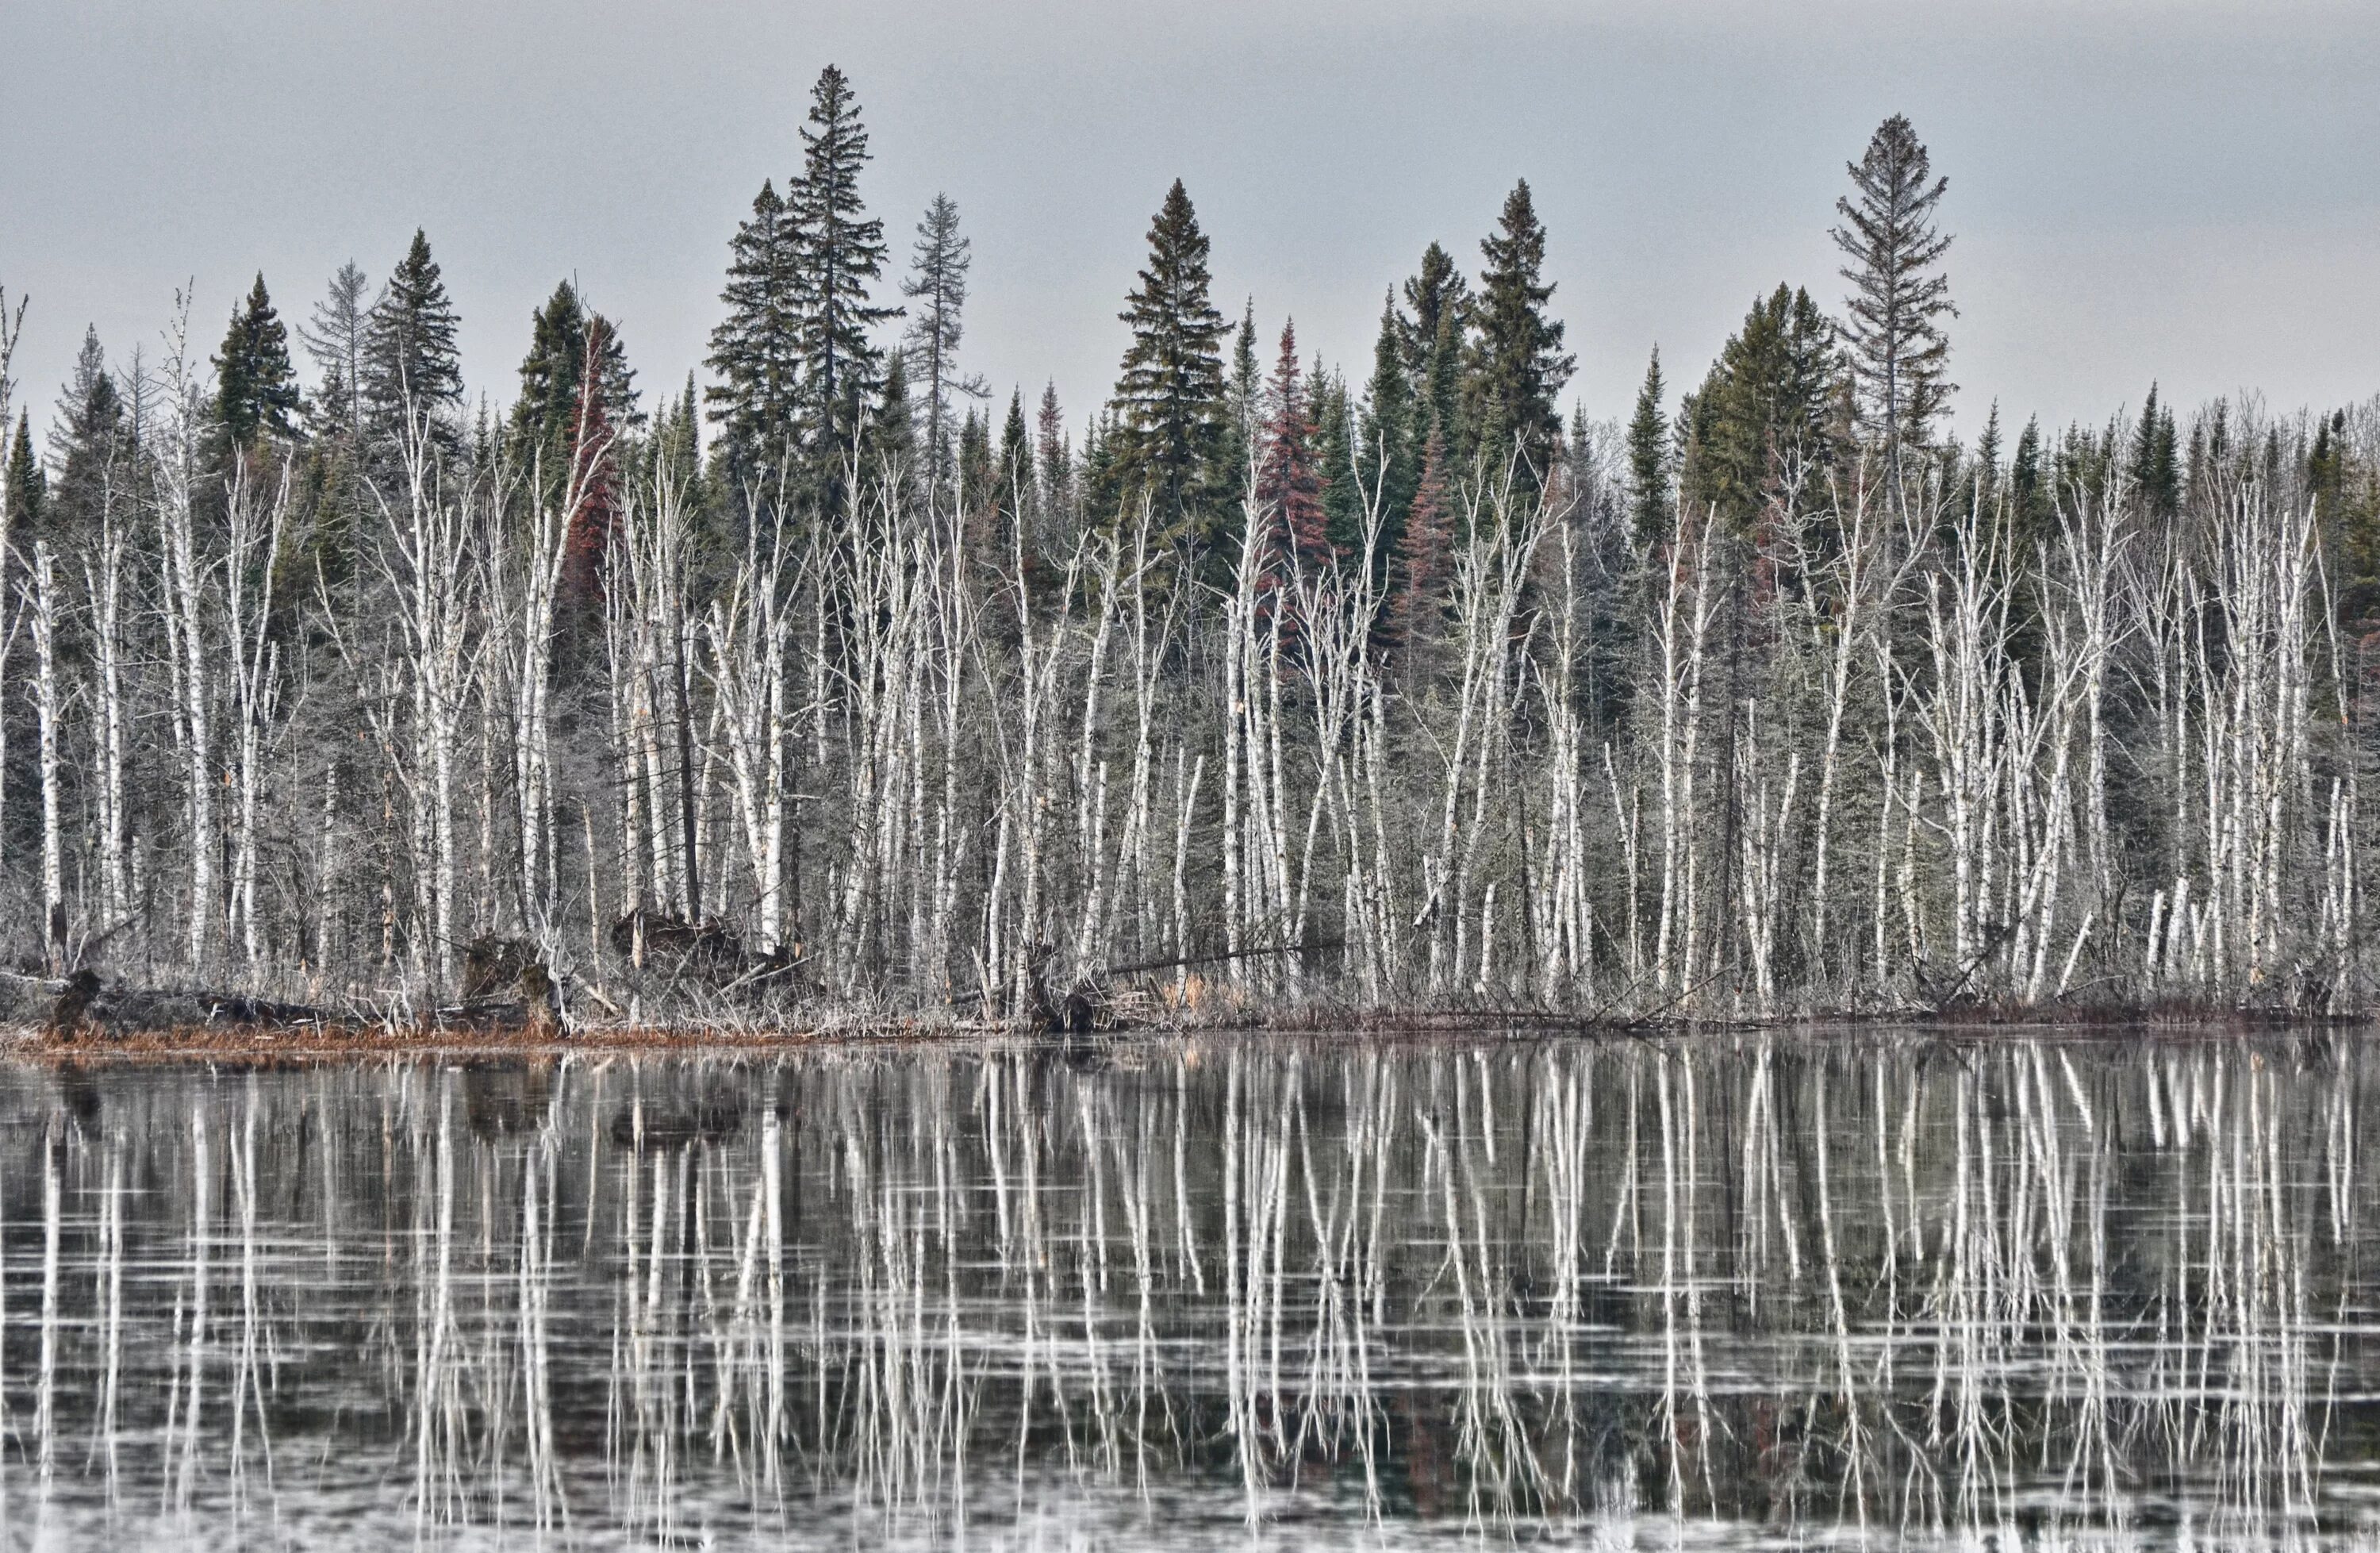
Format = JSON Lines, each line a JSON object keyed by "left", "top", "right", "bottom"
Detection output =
{"left": 957, "top": 407, "right": 992, "bottom": 526}
{"left": 1219, "top": 299, "right": 1261, "bottom": 498}
{"left": 992, "top": 389, "right": 1031, "bottom": 552}
{"left": 47, "top": 328, "right": 128, "bottom": 544}
{"left": 2131, "top": 382, "right": 2180, "bottom": 521}
{"left": 4, "top": 412, "right": 44, "bottom": 536}
{"left": 362, "top": 229, "right": 464, "bottom": 451}
{"left": 558, "top": 315, "right": 625, "bottom": 606}
{"left": 1463, "top": 180, "right": 1574, "bottom": 488}
{"left": 2008, "top": 414, "right": 2053, "bottom": 555}
{"left": 512, "top": 280, "right": 639, "bottom": 486}
{"left": 787, "top": 64, "right": 898, "bottom": 509}
{"left": 1676, "top": 285, "right": 1838, "bottom": 533}
{"left": 900, "top": 193, "right": 988, "bottom": 502}
{"left": 707, "top": 179, "right": 804, "bottom": 498}
{"left": 1357, "top": 293, "right": 1418, "bottom": 557}
{"left": 1112, "top": 179, "right": 1229, "bottom": 545}
{"left": 1254, "top": 320, "right": 1328, "bottom": 573}
{"left": 1626, "top": 348, "right": 1671, "bottom": 543}
{"left": 1314, "top": 367, "right": 1359, "bottom": 555}
{"left": 1390, "top": 421, "right": 1453, "bottom": 652}
{"left": 1832, "top": 114, "right": 1956, "bottom": 494}
{"left": 869, "top": 350, "right": 916, "bottom": 494}
{"left": 213, "top": 273, "right": 301, "bottom": 451}
{"left": 1399, "top": 243, "right": 1472, "bottom": 461}
{"left": 1035, "top": 382, "right": 1072, "bottom": 530}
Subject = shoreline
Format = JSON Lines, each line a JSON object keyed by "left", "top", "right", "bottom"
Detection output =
{"left": 5, "top": 1002, "right": 2363, "bottom": 1064}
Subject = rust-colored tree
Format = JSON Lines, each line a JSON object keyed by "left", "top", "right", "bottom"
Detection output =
{"left": 1253, "top": 318, "right": 1331, "bottom": 586}
{"left": 1388, "top": 419, "right": 1452, "bottom": 655}
{"left": 561, "top": 315, "right": 620, "bottom": 605}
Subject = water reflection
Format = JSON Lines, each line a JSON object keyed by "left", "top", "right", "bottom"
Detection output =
{"left": 0, "top": 1034, "right": 2374, "bottom": 1548}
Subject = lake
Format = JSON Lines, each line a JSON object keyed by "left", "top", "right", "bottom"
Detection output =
{"left": 0, "top": 1031, "right": 2370, "bottom": 1549}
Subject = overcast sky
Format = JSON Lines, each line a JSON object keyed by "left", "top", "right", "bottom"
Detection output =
{"left": 5, "top": 0, "right": 2375, "bottom": 449}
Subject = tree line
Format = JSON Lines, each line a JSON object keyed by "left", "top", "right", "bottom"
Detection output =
{"left": 2, "top": 68, "right": 2377, "bottom": 1024}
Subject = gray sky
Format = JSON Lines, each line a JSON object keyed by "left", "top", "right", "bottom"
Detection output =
{"left": 5, "top": 0, "right": 2375, "bottom": 448}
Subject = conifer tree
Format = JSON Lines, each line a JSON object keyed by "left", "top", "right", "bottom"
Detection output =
{"left": 1973, "top": 401, "right": 2003, "bottom": 505}
{"left": 513, "top": 280, "right": 638, "bottom": 486}
{"left": 559, "top": 315, "right": 624, "bottom": 605}
{"left": 213, "top": 273, "right": 301, "bottom": 451}
{"left": 47, "top": 328, "right": 128, "bottom": 544}
{"left": 362, "top": 229, "right": 464, "bottom": 449}
{"left": 2008, "top": 415, "right": 2053, "bottom": 554}
{"left": 992, "top": 389, "right": 1031, "bottom": 552}
{"left": 788, "top": 64, "right": 898, "bottom": 509}
{"left": 869, "top": 351, "right": 916, "bottom": 494}
{"left": 1626, "top": 348, "right": 1671, "bottom": 543}
{"left": 1401, "top": 241, "right": 1471, "bottom": 446}
{"left": 1832, "top": 114, "right": 1956, "bottom": 494}
{"left": 1034, "top": 382, "right": 1072, "bottom": 530}
{"left": 1112, "top": 179, "right": 1229, "bottom": 545}
{"left": 4, "top": 412, "right": 44, "bottom": 536}
{"left": 900, "top": 193, "right": 987, "bottom": 502}
{"left": 707, "top": 179, "right": 804, "bottom": 496}
{"left": 1357, "top": 293, "right": 1418, "bottom": 555}
{"left": 2131, "top": 382, "right": 2180, "bottom": 520}
{"left": 1464, "top": 180, "right": 1573, "bottom": 487}
{"left": 1254, "top": 320, "right": 1329, "bottom": 574}
{"left": 652, "top": 375, "right": 705, "bottom": 514}
{"left": 299, "top": 260, "right": 371, "bottom": 440}
{"left": 1220, "top": 300, "right": 1260, "bottom": 498}
{"left": 1314, "top": 367, "right": 1359, "bottom": 555}
{"left": 958, "top": 407, "right": 992, "bottom": 528}
{"left": 1677, "top": 285, "right": 1838, "bottom": 532}
{"left": 1390, "top": 421, "right": 1453, "bottom": 652}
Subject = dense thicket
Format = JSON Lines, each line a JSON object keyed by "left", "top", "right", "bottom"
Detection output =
{"left": 0, "top": 98, "right": 2375, "bottom": 1024}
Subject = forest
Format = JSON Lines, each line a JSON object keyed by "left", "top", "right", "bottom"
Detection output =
{"left": 1, "top": 66, "right": 2377, "bottom": 1029}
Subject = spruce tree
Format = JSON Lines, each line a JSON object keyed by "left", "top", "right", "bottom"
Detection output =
{"left": 4, "top": 411, "right": 44, "bottom": 536}
{"left": 958, "top": 408, "right": 992, "bottom": 528}
{"left": 1400, "top": 241, "right": 1470, "bottom": 434}
{"left": 1390, "top": 421, "right": 1453, "bottom": 652}
{"left": 1626, "top": 348, "right": 1671, "bottom": 543}
{"left": 900, "top": 193, "right": 988, "bottom": 502}
{"left": 1678, "top": 285, "right": 1839, "bottom": 533}
{"left": 1315, "top": 368, "right": 1359, "bottom": 556}
{"left": 513, "top": 280, "right": 638, "bottom": 486}
{"left": 1220, "top": 300, "right": 1260, "bottom": 498}
{"left": 359, "top": 231, "right": 462, "bottom": 445}
{"left": 1463, "top": 180, "right": 1574, "bottom": 488}
{"left": 1254, "top": 320, "right": 1328, "bottom": 573}
{"left": 2009, "top": 415, "right": 2053, "bottom": 555}
{"left": 1357, "top": 293, "right": 1418, "bottom": 558}
{"left": 2131, "top": 382, "right": 2180, "bottom": 521}
{"left": 869, "top": 351, "right": 916, "bottom": 494}
{"left": 362, "top": 229, "right": 464, "bottom": 452}
{"left": 213, "top": 273, "right": 301, "bottom": 450}
{"left": 708, "top": 179, "right": 804, "bottom": 497}
{"left": 1035, "top": 382, "right": 1073, "bottom": 532}
{"left": 1112, "top": 179, "right": 1229, "bottom": 545}
{"left": 558, "top": 314, "right": 625, "bottom": 606}
{"left": 788, "top": 64, "right": 898, "bottom": 509}
{"left": 1973, "top": 401, "right": 2003, "bottom": 506}
{"left": 992, "top": 389, "right": 1031, "bottom": 552}
{"left": 47, "top": 328, "right": 128, "bottom": 545}
{"left": 1832, "top": 114, "right": 1956, "bottom": 494}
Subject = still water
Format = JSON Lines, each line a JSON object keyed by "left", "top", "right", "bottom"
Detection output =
{"left": 0, "top": 1032, "right": 2371, "bottom": 1549}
